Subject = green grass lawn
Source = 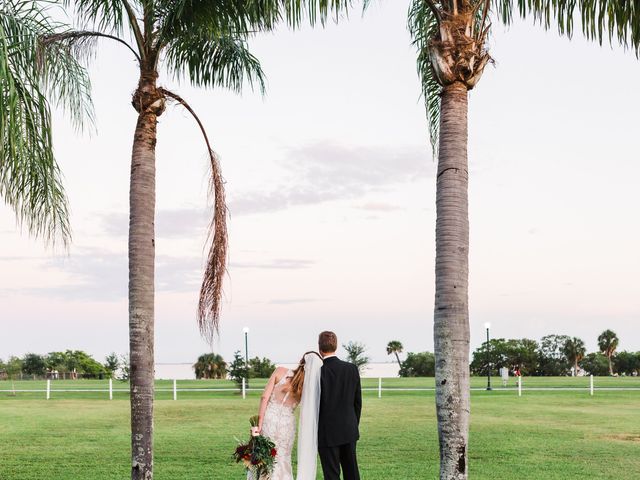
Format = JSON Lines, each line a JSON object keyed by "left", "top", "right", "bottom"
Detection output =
{"left": 1, "top": 384, "right": 639, "bottom": 479}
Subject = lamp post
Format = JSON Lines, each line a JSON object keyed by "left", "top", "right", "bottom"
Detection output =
{"left": 484, "top": 322, "right": 492, "bottom": 391}
{"left": 243, "top": 327, "right": 250, "bottom": 388}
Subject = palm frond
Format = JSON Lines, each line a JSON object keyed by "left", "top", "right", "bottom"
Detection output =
{"left": 362, "top": 0, "right": 376, "bottom": 13}
{"left": 61, "top": 0, "right": 145, "bottom": 62}
{"left": 62, "top": 0, "right": 128, "bottom": 34}
{"left": 4, "top": 3, "right": 94, "bottom": 132}
{"left": 158, "top": 0, "right": 355, "bottom": 45}
{"left": 37, "top": 32, "right": 97, "bottom": 132}
{"left": 0, "top": 0, "right": 92, "bottom": 245}
{"left": 42, "top": 29, "right": 141, "bottom": 64}
{"left": 156, "top": 0, "right": 281, "bottom": 47}
{"left": 494, "top": 0, "right": 640, "bottom": 55}
{"left": 158, "top": 88, "right": 228, "bottom": 343}
{"left": 408, "top": 0, "right": 442, "bottom": 156}
{"left": 279, "top": 0, "right": 354, "bottom": 27}
{"left": 165, "top": 34, "right": 265, "bottom": 93}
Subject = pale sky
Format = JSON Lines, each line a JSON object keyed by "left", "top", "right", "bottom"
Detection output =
{"left": 1, "top": 2, "right": 639, "bottom": 365}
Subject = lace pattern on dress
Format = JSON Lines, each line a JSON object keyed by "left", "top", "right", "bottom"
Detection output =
{"left": 248, "top": 370, "right": 298, "bottom": 480}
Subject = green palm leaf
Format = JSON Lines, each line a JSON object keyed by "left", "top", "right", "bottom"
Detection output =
{"left": 165, "top": 33, "right": 265, "bottom": 93}
{"left": 0, "top": 0, "right": 92, "bottom": 245}
{"left": 495, "top": 0, "right": 640, "bottom": 54}
{"left": 156, "top": 0, "right": 280, "bottom": 44}
{"left": 62, "top": 0, "right": 127, "bottom": 34}
{"left": 408, "top": 0, "right": 442, "bottom": 156}
{"left": 279, "top": 0, "right": 354, "bottom": 27}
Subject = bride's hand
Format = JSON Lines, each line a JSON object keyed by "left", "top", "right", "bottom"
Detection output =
{"left": 251, "top": 426, "right": 260, "bottom": 437}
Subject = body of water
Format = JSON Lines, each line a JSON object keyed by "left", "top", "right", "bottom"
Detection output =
{"left": 155, "top": 362, "right": 400, "bottom": 379}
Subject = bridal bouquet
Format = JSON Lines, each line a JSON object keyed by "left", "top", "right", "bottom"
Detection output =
{"left": 233, "top": 415, "right": 277, "bottom": 478}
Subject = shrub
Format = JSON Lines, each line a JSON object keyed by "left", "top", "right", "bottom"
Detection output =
{"left": 579, "top": 353, "right": 609, "bottom": 376}
{"left": 400, "top": 352, "right": 435, "bottom": 377}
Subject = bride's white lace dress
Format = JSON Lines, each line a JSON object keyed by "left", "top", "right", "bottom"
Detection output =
{"left": 249, "top": 370, "right": 298, "bottom": 480}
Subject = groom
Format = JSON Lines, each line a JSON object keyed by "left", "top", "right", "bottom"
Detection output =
{"left": 318, "top": 331, "right": 362, "bottom": 480}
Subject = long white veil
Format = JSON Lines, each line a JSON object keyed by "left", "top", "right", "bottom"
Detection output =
{"left": 296, "top": 352, "right": 323, "bottom": 480}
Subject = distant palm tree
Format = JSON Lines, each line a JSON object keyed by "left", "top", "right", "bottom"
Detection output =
{"left": 194, "top": 353, "right": 227, "bottom": 380}
{"left": 386, "top": 340, "right": 404, "bottom": 369}
{"left": 562, "top": 337, "right": 586, "bottom": 377}
{"left": 0, "top": 0, "right": 92, "bottom": 245}
{"left": 597, "top": 330, "right": 619, "bottom": 376}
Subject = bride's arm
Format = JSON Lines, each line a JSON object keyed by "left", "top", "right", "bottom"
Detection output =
{"left": 256, "top": 367, "right": 284, "bottom": 432}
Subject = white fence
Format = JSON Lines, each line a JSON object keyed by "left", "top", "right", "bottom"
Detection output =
{"left": 2, "top": 375, "right": 640, "bottom": 400}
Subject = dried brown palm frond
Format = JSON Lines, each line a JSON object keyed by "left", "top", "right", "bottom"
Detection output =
{"left": 159, "top": 87, "right": 228, "bottom": 343}
{"left": 198, "top": 147, "right": 228, "bottom": 343}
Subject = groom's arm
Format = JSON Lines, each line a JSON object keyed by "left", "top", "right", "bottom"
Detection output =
{"left": 354, "top": 368, "right": 362, "bottom": 424}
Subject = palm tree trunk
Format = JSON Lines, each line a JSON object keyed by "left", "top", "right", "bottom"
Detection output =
{"left": 433, "top": 81, "right": 470, "bottom": 480}
{"left": 129, "top": 70, "right": 163, "bottom": 480}
{"left": 608, "top": 355, "right": 613, "bottom": 376}
{"left": 394, "top": 352, "right": 402, "bottom": 369}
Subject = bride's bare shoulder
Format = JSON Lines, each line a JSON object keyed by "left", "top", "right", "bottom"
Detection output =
{"left": 272, "top": 366, "right": 289, "bottom": 382}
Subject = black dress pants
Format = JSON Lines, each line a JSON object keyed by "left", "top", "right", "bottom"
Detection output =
{"left": 318, "top": 442, "right": 360, "bottom": 480}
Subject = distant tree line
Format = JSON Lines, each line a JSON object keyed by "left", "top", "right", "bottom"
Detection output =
{"left": 0, "top": 351, "right": 126, "bottom": 380}
{"left": 470, "top": 330, "right": 639, "bottom": 377}
{"left": 0, "top": 350, "right": 280, "bottom": 383}
{"left": 386, "top": 331, "right": 638, "bottom": 378}
{"left": 6, "top": 331, "right": 633, "bottom": 383}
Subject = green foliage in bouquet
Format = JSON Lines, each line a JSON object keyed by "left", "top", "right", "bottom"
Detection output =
{"left": 233, "top": 416, "right": 277, "bottom": 478}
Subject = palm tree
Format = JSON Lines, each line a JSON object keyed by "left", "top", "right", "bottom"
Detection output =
{"left": 562, "top": 337, "right": 586, "bottom": 377}
{"left": 193, "top": 353, "right": 227, "bottom": 380}
{"left": 386, "top": 340, "right": 404, "bottom": 369}
{"left": 598, "top": 329, "right": 619, "bottom": 376}
{"left": 41, "top": 2, "right": 351, "bottom": 478}
{"left": 388, "top": 1, "right": 640, "bottom": 478}
{"left": 38, "top": 2, "right": 278, "bottom": 477}
{"left": 0, "top": 0, "right": 92, "bottom": 245}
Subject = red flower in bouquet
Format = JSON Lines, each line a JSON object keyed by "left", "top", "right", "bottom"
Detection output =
{"left": 233, "top": 416, "right": 277, "bottom": 478}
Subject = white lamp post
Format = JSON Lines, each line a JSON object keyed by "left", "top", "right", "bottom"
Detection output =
{"left": 243, "top": 327, "right": 250, "bottom": 388}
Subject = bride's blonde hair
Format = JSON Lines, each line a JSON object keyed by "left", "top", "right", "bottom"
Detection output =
{"left": 288, "top": 351, "right": 322, "bottom": 403}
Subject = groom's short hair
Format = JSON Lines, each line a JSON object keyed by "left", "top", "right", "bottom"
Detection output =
{"left": 318, "top": 331, "right": 338, "bottom": 353}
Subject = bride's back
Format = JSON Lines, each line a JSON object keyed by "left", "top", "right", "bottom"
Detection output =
{"left": 270, "top": 367, "right": 298, "bottom": 409}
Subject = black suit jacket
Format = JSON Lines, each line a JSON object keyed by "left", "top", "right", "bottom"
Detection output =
{"left": 318, "top": 356, "right": 362, "bottom": 448}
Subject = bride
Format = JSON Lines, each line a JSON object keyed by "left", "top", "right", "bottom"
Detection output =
{"left": 250, "top": 351, "right": 323, "bottom": 480}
